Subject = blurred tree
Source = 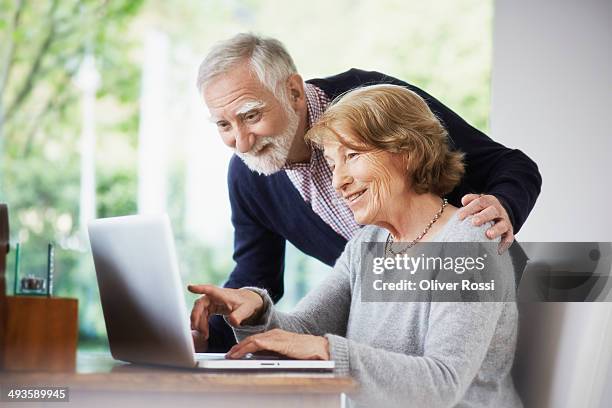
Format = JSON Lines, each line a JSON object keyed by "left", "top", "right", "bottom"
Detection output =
{"left": 0, "top": 0, "right": 144, "bottom": 157}
{"left": 0, "top": 0, "right": 144, "bottom": 347}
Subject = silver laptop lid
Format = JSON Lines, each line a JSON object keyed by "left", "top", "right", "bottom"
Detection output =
{"left": 88, "top": 214, "right": 196, "bottom": 368}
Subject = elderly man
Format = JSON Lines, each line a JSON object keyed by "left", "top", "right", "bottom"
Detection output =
{"left": 192, "top": 33, "right": 541, "bottom": 352}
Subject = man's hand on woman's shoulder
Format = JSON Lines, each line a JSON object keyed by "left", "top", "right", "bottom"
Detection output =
{"left": 458, "top": 193, "right": 514, "bottom": 254}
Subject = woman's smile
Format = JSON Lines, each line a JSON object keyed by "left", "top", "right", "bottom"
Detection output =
{"left": 344, "top": 188, "right": 367, "bottom": 208}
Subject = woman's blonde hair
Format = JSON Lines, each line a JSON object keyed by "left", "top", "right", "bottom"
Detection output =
{"left": 305, "top": 84, "right": 465, "bottom": 196}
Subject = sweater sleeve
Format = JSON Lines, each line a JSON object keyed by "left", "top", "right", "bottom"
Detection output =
{"left": 325, "top": 301, "right": 507, "bottom": 408}
{"left": 231, "top": 243, "right": 353, "bottom": 342}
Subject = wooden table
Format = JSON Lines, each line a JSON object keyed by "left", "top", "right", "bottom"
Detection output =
{"left": 0, "top": 351, "right": 357, "bottom": 407}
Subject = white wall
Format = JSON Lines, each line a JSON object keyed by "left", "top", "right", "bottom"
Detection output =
{"left": 491, "top": 0, "right": 612, "bottom": 243}
{"left": 491, "top": 1, "right": 612, "bottom": 407}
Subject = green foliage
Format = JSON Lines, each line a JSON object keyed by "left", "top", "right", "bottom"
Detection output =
{"left": 96, "top": 166, "right": 137, "bottom": 218}
{"left": 0, "top": 0, "right": 145, "bottom": 349}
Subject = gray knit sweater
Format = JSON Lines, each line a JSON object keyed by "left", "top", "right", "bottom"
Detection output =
{"left": 233, "top": 214, "right": 523, "bottom": 408}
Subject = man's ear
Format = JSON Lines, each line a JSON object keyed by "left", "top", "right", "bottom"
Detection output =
{"left": 286, "top": 74, "right": 305, "bottom": 110}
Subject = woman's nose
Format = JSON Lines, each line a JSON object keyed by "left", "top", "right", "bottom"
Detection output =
{"left": 332, "top": 164, "right": 353, "bottom": 192}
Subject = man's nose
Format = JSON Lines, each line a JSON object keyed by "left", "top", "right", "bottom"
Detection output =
{"left": 332, "top": 164, "right": 353, "bottom": 193}
{"left": 234, "top": 126, "right": 255, "bottom": 153}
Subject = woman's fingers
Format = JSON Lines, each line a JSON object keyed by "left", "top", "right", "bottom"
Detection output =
{"left": 192, "top": 330, "right": 208, "bottom": 352}
{"left": 188, "top": 284, "right": 226, "bottom": 299}
{"left": 227, "top": 304, "right": 255, "bottom": 327}
{"left": 227, "top": 329, "right": 290, "bottom": 359}
{"left": 226, "top": 330, "right": 329, "bottom": 360}
{"left": 198, "top": 309, "right": 210, "bottom": 339}
{"left": 227, "top": 335, "right": 270, "bottom": 359}
{"left": 227, "top": 290, "right": 264, "bottom": 327}
{"left": 189, "top": 284, "right": 233, "bottom": 339}
{"left": 190, "top": 295, "right": 209, "bottom": 331}
{"left": 190, "top": 295, "right": 212, "bottom": 338}
{"left": 188, "top": 285, "right": 263, "bottom": 336}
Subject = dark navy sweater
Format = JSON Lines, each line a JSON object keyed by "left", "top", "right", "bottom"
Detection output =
{"left": 206, "top": 69, "right": 542, "bottom": 351}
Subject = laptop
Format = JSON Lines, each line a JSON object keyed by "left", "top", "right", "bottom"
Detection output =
{"left": 88, "top": 214, "right": 335, "bottom": 371}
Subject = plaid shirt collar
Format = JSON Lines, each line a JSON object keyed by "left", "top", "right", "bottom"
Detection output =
{"left": 281, "top": 84, "right": 360, "bottom": 240}
{"left": 283, "top": 83, "right": 330, "bottom": 170}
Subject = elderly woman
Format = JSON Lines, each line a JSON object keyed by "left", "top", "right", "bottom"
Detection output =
{"left": 189, "top": 85, "right": 521, "bottom": 407}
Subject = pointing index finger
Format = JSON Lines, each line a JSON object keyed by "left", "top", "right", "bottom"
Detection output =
{"left": 188, "top": 284, "right": 223, "bottom": 297}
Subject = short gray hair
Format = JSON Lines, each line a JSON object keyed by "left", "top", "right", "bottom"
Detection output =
{"left": 196, "top": 33, "right": 298, "bottom": 100}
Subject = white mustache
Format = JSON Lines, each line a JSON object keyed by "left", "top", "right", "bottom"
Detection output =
{"left": 235, "top": 106, "right": 299, "bottom": 175}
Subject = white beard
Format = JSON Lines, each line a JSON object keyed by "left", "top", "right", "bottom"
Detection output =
{"left": 235, "top": 105, "right": 300, "bottom": 176}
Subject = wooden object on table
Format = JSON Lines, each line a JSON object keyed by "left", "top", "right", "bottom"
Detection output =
{"left": 1, "top": 296, "right": 78, "bottom": 372}
{"left": 0, "top": 203, "right": 10, "bottom": 370}
{"left": 0, "top": 352, "right": 358, "bottom": 408}
{"left": 0, "top": 203, "right": 7, "bottom": 297}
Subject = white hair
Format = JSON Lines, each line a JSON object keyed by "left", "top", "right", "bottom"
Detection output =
{"left": 196, "top": 33, "right": 298, "bottom": 101}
